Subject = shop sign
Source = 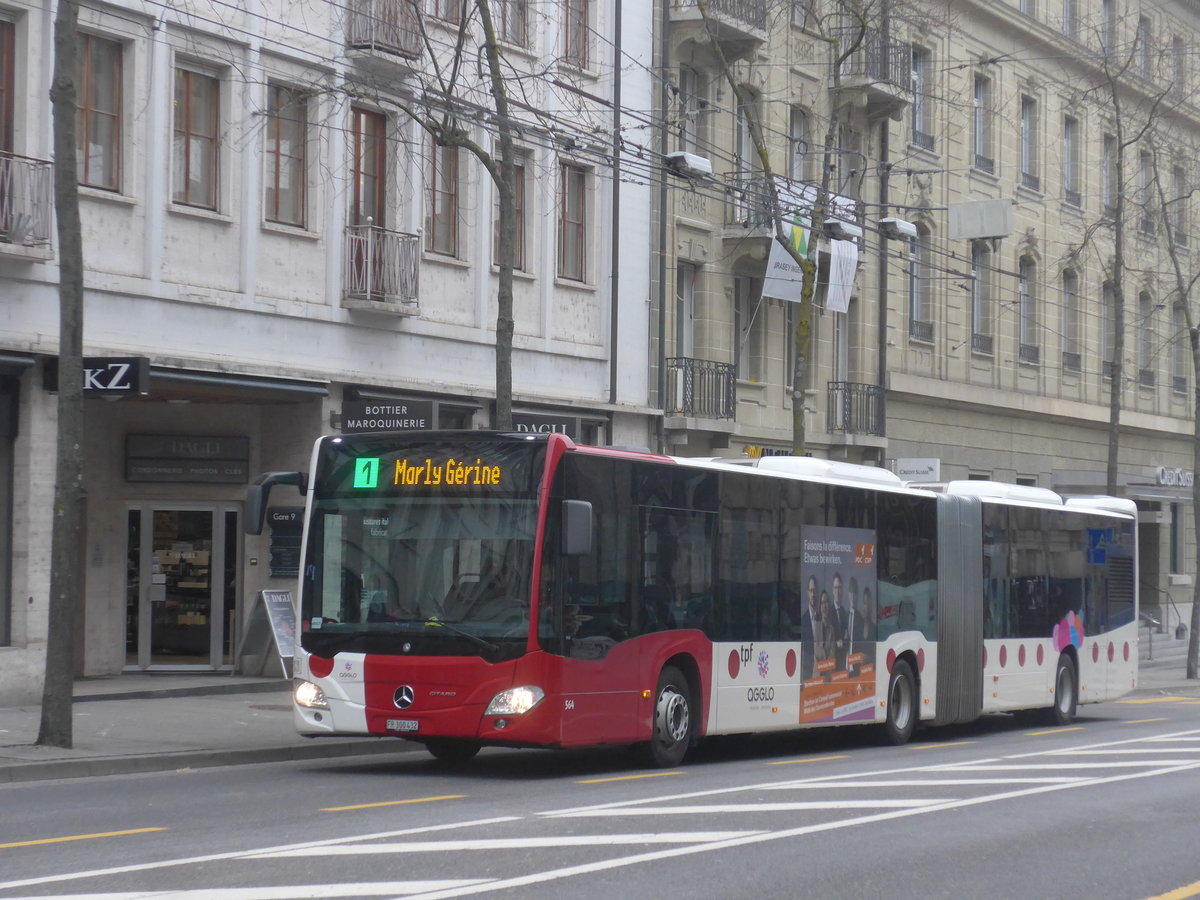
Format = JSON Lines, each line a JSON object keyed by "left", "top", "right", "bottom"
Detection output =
{"left": 1156, "top": 466, "right": 1195, "bottom": 487}
{"left": 44, "top": 356, "right": 150, "bottom": 396}
{"left": 341, "top": 399, "right": 433, "bottom": 433}
{"left": 125, "top": 434, "right": 249, "bottom": 483}
{"left": 744, "top": 445, "right": 791, "bottom": 458}
{"left": 896, "top": 458, "right": 941, "bottom": 481}
{"left": 512, "top": 413, "right": 577, "bottom": 438}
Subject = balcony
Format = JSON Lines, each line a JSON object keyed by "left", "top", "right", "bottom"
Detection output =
{"left": 1019, "top": 343, "right": 1040, "bottom": 365}
{"left": 972, "top": 332, "right": 993, "bottom": 355}
{"left": 347, "top": 0, "right": 421, "bottom": 62}
{"left": 836, "top": 27, "right": 912, "bottom": 117}
{"left": 1062, "top": 350, "right": 1081, "bottom": 372}
{"left": 909, "top": 319, "right": 933, "bottom": 343}
{"left": 666, "top": 357, "right": 736, "bottom": 420}
{"left": 827, "top": 381, "right": 884, "bottom": 436}
{"left": 669, "top": 0, "right": 768, "bottom": 57}
{"left": 343, "top": 224, "right": 419, "bottom": 314}
{"left": 0, "top": 152, "right": 53, "bottom": 259}
{"left": 724, "top": 171, "right": 773, "bottom": 231}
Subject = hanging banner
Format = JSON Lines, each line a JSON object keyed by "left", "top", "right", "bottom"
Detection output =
{"left": 824, "top": 238, "right": 859, "bottom": 314}
{"left": 761, "top": 177, "right": 859, "bottom": 305}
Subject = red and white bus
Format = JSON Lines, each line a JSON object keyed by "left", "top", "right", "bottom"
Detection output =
{"left": 247, "top": 432, "right": 1138, "bottom": 766}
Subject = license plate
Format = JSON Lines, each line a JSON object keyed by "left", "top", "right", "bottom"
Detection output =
{"left": 386, "top": 719, "right": 419, "bottom": 733}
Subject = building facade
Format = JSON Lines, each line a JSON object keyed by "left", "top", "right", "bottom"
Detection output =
{"left": 654, "top": 0, "right": 1199, "bottom": 631}
{"left": 0, "top": 0, "right": 654, "bottom": 700}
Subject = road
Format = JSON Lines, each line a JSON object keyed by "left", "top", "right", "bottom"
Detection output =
{"left": 2, "top": 696, "right": 1200, "bottom": 900}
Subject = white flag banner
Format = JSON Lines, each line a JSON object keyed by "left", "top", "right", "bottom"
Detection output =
{"left": 762, "top": 231, "right": 808, "bottom": 303}
{"left": 824, "top": 239, "right": 858, "bottom": 314}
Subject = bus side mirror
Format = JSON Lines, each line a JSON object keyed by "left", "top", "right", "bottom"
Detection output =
{"left": 561, "top": 500, "right": 593, "bottom": 556}
{"left": 245, "top": 471, "right": 307, "bottom": 535}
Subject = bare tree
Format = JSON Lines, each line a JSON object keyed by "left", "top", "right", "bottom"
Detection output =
{"left": 40, "top": 0, "right": 85, "bottom": 747}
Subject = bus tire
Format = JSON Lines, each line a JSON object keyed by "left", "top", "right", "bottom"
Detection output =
{"left": 424, "top": 738, "right": 482, "bottom": 763}
{"left": 1048, "top": 655, "right": 1078, "bottom": 726}
{"left": 645, "top": 666, "right": 693, "bottom": 768}
{"left": 883, "top": 659, "right": 917, "bottom": 745}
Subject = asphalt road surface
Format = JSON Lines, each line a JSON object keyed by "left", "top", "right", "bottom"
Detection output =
{"left": 3, "top": 696, "right": 1200, "bottom": 900}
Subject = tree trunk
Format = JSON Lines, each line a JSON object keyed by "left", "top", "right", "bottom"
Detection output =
{"left": 39, "top": 0, "right": 85, "bottom": 748}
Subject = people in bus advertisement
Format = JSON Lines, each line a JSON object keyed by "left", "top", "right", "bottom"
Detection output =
{"left": 799, "top": 526, "right": 877, "bottom": 725}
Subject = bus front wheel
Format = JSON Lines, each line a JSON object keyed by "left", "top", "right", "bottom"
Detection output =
{"left": 1048, "top": 655, "right": 1078, "bottom": 726}
{"left": 646, "top": 666, "right": 693, "bottom": 768}
{"left": 883, "top": 659, "right": 917, "bottom": 745}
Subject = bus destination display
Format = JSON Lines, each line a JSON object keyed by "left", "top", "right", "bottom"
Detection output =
{"left": 354, "top": 456, "right": 505, "bottom": 489}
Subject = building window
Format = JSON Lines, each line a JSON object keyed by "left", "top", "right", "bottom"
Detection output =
{"left": 173, "top": 67, "right": 220, "bottom": 209}
{"left": 563, "top": 0, "right": 588, "bottom": 68}
{"left": 1172, "top": 303, "right": 1188, "bottom": 393}
{"left": 493, "top": 152, "right": 526, "bottom": 270}
{"left": 973, "top": 74, "right": 993, "bottom": 173}
{"left": 558, "top": 163, "right": 587, "bottom": 281}
{"left": 1019, "top": 0, "right": 1035, "bottom": 16}
{"left": 1102, "top": 133, "right": 1117, "bottom": 216}
{"left": 349, "top": 107, "right": 386, "bottom": 227}
{"left": 677, "top": 262, "right": 696, "bottom": 358}
{"left": 908, "top": 230, "right": 932, "bottom": 341}
{"left": 1102, "top": 0, "right": 1116, "bottom": 54}
{"left": 1138, "top": 290, "right": 1156, "bottom": 386}
{"left": 1061, "top": 270, "right": 1080, "bottom": 372}
{"left": 1061, "top": 0, "right": 1077, "bottom": 38}
{"left": 426, "top": 0, "right": 461, "bottom": 24}
{"left": 788, "top": 106, "right": 808, "bottom": 181}
{"left": 0, "top": 22, "right": 13, "bottom": 153}
{"left": 1018, "top": 256, "right": 1038, "bottom": 363}
{"left": 1020, "top": 95, "right": 1039, "bottom": 190}
{"left": 77, "top": 34, "right": 122, "bottom": 191}
{"left": 498, "top": 0, "right": 527, "bottom": 46}
{"left": 1063, "top": 115, "right": 1081, "bottom": 207}
{"left": 679, "top": 67, "right": 707, "bottom": 156}
{"left": 792, "top": 0, "right": 815, "bottom": 29}
{"left": 1139, "top": 149, "right": 1155, "bottom": 235}
{"left": 426, "top": 142, "right": 460, "bottom": 257}
{"left": 264, "top": 85, "right": 306, "bottom": 227}
{"left": 1102, "top": 280, "right": 1116, "bottom": 378}
{"left": 1172, "top": 164, "right": 1188, "bottom": 247}
{"left": 1136, "top": 15, "right": 1152, "bottom": 76}
{"left": 734, "top": 276, "right": 764, "bottom": 382}
{"left": 971, "top": 241, "right": 992, "bottom": 352}
{"left": 1172, "top": 36, "right": 1186, "bottom": 96}
{"left": 911, "top": 46, "right": 934, "bottom": 151}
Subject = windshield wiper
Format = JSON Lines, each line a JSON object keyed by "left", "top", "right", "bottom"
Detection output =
{"left": 422, "top": 618, "right": 500, "bottom": 656}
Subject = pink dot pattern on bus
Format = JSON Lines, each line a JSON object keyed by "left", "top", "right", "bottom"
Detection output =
{"left": 728, "top": 649, "right": 739, "bottom": 679}
{"left": 786, "top": 649, "right": 797, "bottom": 677}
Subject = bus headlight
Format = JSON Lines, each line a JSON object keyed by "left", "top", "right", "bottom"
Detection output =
{"left": 294, "top": 680, "right": 329, "bottom": 710}
{"left": 485, "top": 686, "right": 544, "bottom": 716}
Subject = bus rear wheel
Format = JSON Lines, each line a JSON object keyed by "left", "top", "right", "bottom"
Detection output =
{"left": 424, "top": 738, "right": 482, "bottom": 763}
{"left": 645, "top": 666, "right": 693, "bottom": 768}
{"left": 882, "top": 659, "right": 917, "bottom": 745}
{"left": 1047, "top": 655, "right": 1078, "bottom": 726}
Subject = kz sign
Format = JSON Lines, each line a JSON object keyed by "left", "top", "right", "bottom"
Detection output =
{"left": 45, "top": 357, "right": 150, "bottom": 396}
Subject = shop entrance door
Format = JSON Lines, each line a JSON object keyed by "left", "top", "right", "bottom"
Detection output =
{"left": 125, "top": 505, "right": 239, "bottom": 670}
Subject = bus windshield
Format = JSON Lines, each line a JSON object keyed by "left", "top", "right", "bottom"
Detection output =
{"left": 299, "top": 435, "right": 545, "bottom": 660}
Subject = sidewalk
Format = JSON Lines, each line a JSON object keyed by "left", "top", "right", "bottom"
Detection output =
{"left": 0, "top": 674, "right": 409, "bottom": 785}
{"left": 1, "top": 661, "right": 1198, "bottom": 785}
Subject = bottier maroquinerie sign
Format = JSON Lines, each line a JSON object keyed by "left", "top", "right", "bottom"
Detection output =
{"left": 341, "top": 400, "right": 433, "bottom": 433}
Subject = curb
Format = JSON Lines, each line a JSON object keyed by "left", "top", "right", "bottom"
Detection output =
{"left": 0, "top": 737, "right": 419, "bottom": 785}
{"left": 73, "top": 681, "right": 289, "bottom": 704}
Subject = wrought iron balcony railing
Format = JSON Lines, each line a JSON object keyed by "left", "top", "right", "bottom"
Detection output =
{"left": 347, "top": 0, "right": 421, "bottom": 58}
{"left": 1019, "top": 343, "right": 1040, "bottom": 365}
{"left": 972, "top": 332, "right": 994, "bottom": 355}
{"left": 909, "top": 319, "right": 933, "bottom": 343}
{"left": 669, "top": 0, "right": 767, "bottom": 34}
{"left": 343, "top": 224, "right": 419, "bottom": 305}
{"left": 666, "top": 357, "right": 736, "bottom": 420}
{"left": 838, "top": 27, "right": 911, "bottom": 90}
{"left": 724, "top": 171, "right": 773, "bottom": 229}
{"left": 827, "top": 381, "right": 885, "bottom": 436}
{"left": 0, "top": 152, "right": 53, "bottom": 248}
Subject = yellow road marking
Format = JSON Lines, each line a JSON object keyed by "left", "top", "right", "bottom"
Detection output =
{"left": 321, "top": 794, "right": 465, "bottom": 812}
{"left": 1144, "top": 878, "right": 1200, "bottom": 900}
{"left": 578, "top": 772, "right": 683, "bottom": 784}
{"left": 0, "top": 828, "right": 166, "bottom": 850}
{"left": 1025, "top": 726, "right": 1083, "bottom": 736}
{"left": 1118, "top": 696, "right": 1191, "bottom": 704}
{"left": 912, "top": 741, "right": 978, "bottom": 750}
{"left": 1122, "top": 717, "right": 1170, "bottom": 724}
{"left": 767, "top": 755, "right": 848, "bottom": 766}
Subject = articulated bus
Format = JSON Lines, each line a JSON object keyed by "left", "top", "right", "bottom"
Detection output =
{"left": 247, "top": 431, "right": 1138, "bottom": 766}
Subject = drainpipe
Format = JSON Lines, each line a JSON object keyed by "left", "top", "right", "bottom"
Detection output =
{"left": 608, "top": 0, "right": 622, "bottom": 416}
{"left": 655, "top": 0, "right": 670, "bottom": 454}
